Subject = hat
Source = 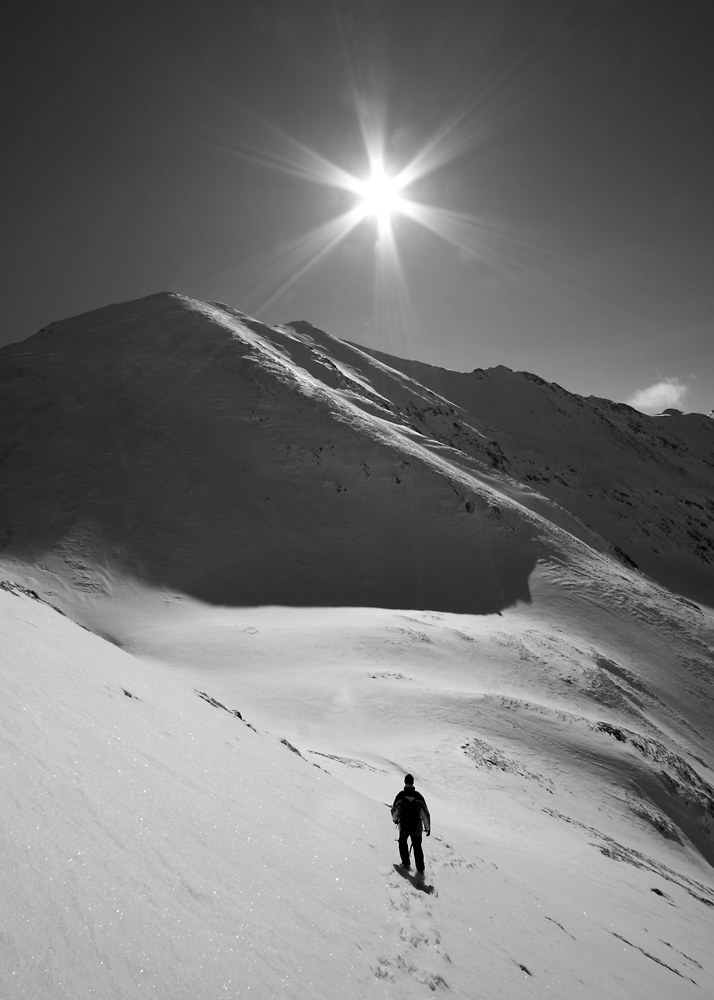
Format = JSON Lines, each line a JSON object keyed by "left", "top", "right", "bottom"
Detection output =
{"left": 404, "top": 773, "right": 414, "bottom": 786}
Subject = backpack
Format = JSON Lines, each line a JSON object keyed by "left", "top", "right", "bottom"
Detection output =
{"left": 397, "top": 794, "right": 422, "bottom": 830}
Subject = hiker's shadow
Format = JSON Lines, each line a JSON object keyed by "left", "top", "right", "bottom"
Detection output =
{"left": 393, "top": 864, "right": 435, "bottom": 894}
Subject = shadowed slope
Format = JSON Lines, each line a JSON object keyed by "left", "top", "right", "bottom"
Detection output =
{"left": 356, "top": 347, "right": 714, "bottom": 607}
{"left": 2, "top": 291, "right": 712, "bottom": 610}
{"left": 0, "top": 293, "right": 541, "bottom": 612}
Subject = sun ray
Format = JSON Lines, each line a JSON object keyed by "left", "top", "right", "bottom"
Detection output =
{"left": 227, "top": 206, "right": 365, "bottom": 315}
{"left": 184, "top": 36, "right": 599, "bottom": 343}
{"left": 399, "top": 200, "right": 617, "bottom": 309}
{"left": 215, "top": 108, "right": 360, "bottom": 193}
{"left": 394, "top": 30, "right": 584, "bottom": 189}
{"left": 372, "top": 221, "right": 418, "bottom": 360}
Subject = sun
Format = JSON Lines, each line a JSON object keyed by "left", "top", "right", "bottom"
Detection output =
{"left": 355, "top": 164, "right": 406, "bottom": 227}
{"left": 227, "top": 100, "right": 505, "bottom": 318}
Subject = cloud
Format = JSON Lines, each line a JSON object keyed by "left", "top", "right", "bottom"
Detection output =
{"left": 626, "top": 378, "right": 688, "bottom": 414}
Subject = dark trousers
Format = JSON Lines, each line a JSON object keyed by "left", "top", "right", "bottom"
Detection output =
{"left": 399, "top": 829, "right": 424, "bottom": 871}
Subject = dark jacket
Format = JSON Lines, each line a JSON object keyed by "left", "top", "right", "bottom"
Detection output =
{"left": 391, "top": 786, "right": 431, "bottom": 835}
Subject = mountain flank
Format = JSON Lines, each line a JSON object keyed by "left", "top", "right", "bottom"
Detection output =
{"left": 1, "top": 291, "right": 712, "bottom": 609}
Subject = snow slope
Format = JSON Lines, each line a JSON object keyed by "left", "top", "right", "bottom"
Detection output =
{"left": 352, "top": 346, "right": 714, "bottom": 607}
{"left": 2, "top": 576, "right": 713, "bottom": 999}
{"left": 2, "top": 292, "right": 712, "bottom": 610}
{"left": 1, "top": 293, "right": 714, "bottom": 998}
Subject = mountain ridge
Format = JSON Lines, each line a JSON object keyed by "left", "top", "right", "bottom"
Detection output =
{"left": 1, "top": 291, "right": 712, "bottom": 608}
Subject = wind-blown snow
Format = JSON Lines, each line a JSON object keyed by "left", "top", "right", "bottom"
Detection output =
{"left": 1, "top": 293, "right": 713, "bottom": 998}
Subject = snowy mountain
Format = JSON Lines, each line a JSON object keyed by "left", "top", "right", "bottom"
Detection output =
{"left": 1, "top": 292, "right": 713, "bottom": 999}
{"left": 1, "top": 293, "right": 712, "bottom": 609}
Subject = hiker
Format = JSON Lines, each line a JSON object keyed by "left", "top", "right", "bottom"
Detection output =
{"left": 391, "top": 773, "right": 431, "bottom": 873}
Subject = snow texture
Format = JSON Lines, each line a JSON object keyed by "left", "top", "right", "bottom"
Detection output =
{"left": 1, "top": 292, "right": 713, "bottom": 998}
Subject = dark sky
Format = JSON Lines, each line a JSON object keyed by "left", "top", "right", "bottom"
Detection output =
{"left": 3, "top": 0, "right": 713, "bottom": 413}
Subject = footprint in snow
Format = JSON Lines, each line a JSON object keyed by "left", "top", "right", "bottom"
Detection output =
{"left": 374, "top": 865, "right": 450, "bottom": 991}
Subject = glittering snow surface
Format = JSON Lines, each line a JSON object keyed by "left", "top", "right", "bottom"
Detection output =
{"left": 1, "top": 293, "right": 713, "bottom": 998}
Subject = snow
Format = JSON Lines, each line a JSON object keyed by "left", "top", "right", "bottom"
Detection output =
{"left": 1, "top": 292, "right": 713, "bottom": 997}
{"left": 2, "top": 577, "right": 713, "bottom": 998}
{"left": 3, "top": 292, "right": 712, "bottom": 612}
{"left": 1, "top": 586, "right": 392, "bottom": 999}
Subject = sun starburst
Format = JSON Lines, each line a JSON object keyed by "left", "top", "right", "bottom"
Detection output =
{"left": 353, "top": 163, "right": 407, "bottom": 228}
{"left": 214, "top": 88, "right": 556, "bottom": 353}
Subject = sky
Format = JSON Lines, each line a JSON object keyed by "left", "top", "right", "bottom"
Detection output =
{"left": 2, "top": 0, "right": 713, "bottom": 414}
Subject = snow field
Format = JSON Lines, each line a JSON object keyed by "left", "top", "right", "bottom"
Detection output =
{"left": 3, "top": 579, "right": 713, "bottom": 998}
{"left": 1, "top": 588, "right": 391, "bottom": 999}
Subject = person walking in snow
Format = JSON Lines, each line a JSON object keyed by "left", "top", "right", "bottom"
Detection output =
{"left": 391, "top": 773, "right": 431, "bottom": 874}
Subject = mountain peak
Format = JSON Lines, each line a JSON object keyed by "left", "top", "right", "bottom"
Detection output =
{"left": 1, "top": 293, "right": 712, "bottom": 608}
